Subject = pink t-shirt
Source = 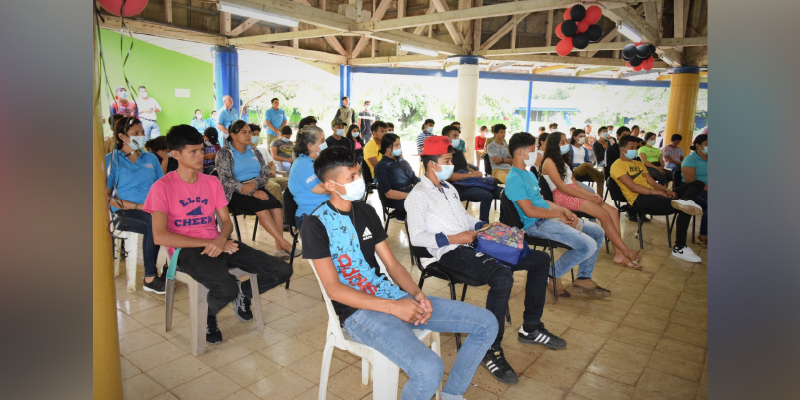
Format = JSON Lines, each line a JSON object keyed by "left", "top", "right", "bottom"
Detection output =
{"left": 143, "top": 171, "right": 228, "bottom": 256}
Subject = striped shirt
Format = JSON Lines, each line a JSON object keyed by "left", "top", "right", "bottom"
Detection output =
{"left": 416, "top": 131, "right": 433, "bottom": 153}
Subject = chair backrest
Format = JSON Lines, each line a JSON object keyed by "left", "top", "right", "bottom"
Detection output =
{"left": 283, "top": 187, "right": 299, "bottom": 227}
{"left": 376, "top": 182, "right": 394, "bottom": 212}
{"left": 307, "top": 259, "right": 347, "bottom": 344}
{"left": 499, "top": 190, "right": 524, "bottom": 230}
{"left": 361, "top": 159, "right": 374, "bottom": 183}
{"left": 606, "top": 177, "right": 628, "bottom": 204}
{"left": 672, "top": 168, "right": 683, "bottom": 187}
{"left": 482, "top": 153, "right": 492, "bottom": 176}
{"left": 537, "top": 176, "right": 555, "bottom": 202}
{"left": 404, "top": 219, "right": 434, "bottom": 272}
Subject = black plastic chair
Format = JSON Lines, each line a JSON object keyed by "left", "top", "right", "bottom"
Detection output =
{"left": 210, "top": 169, "right": 259, "bottom": 242}
{"left": 361, "top": 160, "right": 377, "bottom": 202}
{"left": 537, "top": 175, "right": 610, "bottom": 254}
{"left": 405, "top": 220, "right": 510, "bottom": 350}
{"left": 606, "top": 178, "right": 676, "bottom": 250}
{"left": 498, "top": 191, "right": 574, "bottom": 302}
{"left": 282, "top": 188, "right": 302, "bottom": 289}
{"left": 669, "top": 169, "right": 696, "bottom": 244}
{"left": 376, "top": 183, "right": 407, "bottom": 232}
{"left": 482, "top": 153, "right": 492, "bottom": 177}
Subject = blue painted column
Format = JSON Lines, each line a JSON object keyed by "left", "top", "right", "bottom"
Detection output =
{"left": 346, "top": 66, "right": 352, "bottom": 101}
{"left": 525, "top": 80, "right": 533, "bottom": 133}
{"left": 213, "top": 46, "right": 239, "bottom": 113}
{"left": 339, "top": 65, "right": 346, "bottom": 105}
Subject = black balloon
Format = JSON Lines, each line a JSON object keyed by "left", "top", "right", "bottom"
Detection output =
{"left": 648, "top": 44, "right": 657, "bottom": 55}
{"left": 628, "top": 56, "right": 643, "bottom": 67}
{"left": 561, "top": 20, "right": 578, "bottom": 37}
{"left": 586, "top": 25, "right": 603, "bottom": 42}
{"left": 636, "top": 44, "right": 652, "bottom": 58}
{"left": 573, "top": 33, "right": 590, "bottom": 49}
{"left": 622, "top": 44, "right": 637, "bottom": 60}
{"left": 570, "top": 4, "right": 586, "bottom": 22}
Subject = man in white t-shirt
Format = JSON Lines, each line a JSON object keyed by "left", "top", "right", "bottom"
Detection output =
{"left": 137, "top": 86, "right": 162, "bottom": 139}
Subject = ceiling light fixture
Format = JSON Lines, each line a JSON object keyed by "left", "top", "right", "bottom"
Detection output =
{"left": 218, "top": 1, "right": 299, "bottom": 28}
{"left": 617, "top": 22, "right": 642, "bottom": 43}
{"left": 399, "top": 44, "right": 438, "bottom": 57}
{"left": 660, "top": 54, "right": 674, "bottom": 65}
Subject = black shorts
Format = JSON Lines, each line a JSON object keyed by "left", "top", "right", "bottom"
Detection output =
{"left": 228, "top": 187, "right": 282, "bottom": 212}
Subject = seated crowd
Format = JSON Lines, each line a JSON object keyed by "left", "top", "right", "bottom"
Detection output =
{"left": 106, "top": 111, "right": 708, "bottom": 395}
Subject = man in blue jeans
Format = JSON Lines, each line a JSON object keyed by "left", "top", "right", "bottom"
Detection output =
{"left": 302, "top": 146, "right": 497, "bottom": 400}
{"left": 505, "top": 132, "right": 610, "bottom": 298}
{"left": 407, "top": 136, "right": 566, "bottom": 386}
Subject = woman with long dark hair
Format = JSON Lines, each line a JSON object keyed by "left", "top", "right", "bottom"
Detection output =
{"left": 346, "top": 123, "right": 365, "bottom": 163}
{"left": 541, "top": 132, "right": 641, "bottom": 268}
{"left": 568, "top": 129, "right": 605, "bottom": 195}
{"left": 215, "top": 120, "right": 300, "bottom": 259}
{"left": 638, "top": 131, "right": 672, "bottom": 184}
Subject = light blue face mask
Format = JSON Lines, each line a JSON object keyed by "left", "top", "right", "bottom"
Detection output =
{"left": 625, "top": 149, "right": 639, "bottom": 159}
{"left": 129, "top": 136, "right": 147, "bottom": 151}
{"left": 316, "top": 141, "right": 328, "bottom": 155}
{"left": 434, "top": 163, "right": 454, "bottom": 181}
{"left": 250, "top": 136, "right": 260, "bottom": 145}
{"left": 427, "top": 126, "right": 435, "bottom": 134}
{"left": 352, "top": 131, "right": 360, "bottom": 138}
{"left": 336, "top": 129, "right": 344, "bottom": 136}
{"left": 451, "top": 138, "right": 461, "bottom": 148}
{"left": 701, "top": 145, "right": 707, "bottom": 154}
{"left": 392, "top": 149, "right": 402, "bottom": 157}
{"left": 559, "top": 144, "right": 571, "bottom": 155}
{"left": 281, "top": 136, "right": 291, "bottom": 142}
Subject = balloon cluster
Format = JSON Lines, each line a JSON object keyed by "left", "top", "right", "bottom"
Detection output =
{"left": 97, "top": 0, "right": 150, "bottom": 17}
{"left": 555, "top": 5, "right": 604, "bottom": 56}
{"left": 622, "top": 43, "right": 657, "bottom": 71}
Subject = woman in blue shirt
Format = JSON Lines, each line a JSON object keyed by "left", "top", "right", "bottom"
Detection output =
{"left": 288, "top": 125, "right": 330, "bottom": 229}
{"left": 681, "top": 133, "right": 708, "bottom": 246}
{"left": 216, "top": 120, "right": 300, "bottom": 259}
{"left": 189, "top": 109, "right": 209, "bottom": 133}
{"left": 105, "top": 117, "right": 165, "bottom": 293}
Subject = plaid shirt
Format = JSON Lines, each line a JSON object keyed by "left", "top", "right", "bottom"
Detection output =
{"left": 661, "top": 144, "right": 684, "bottom": 164}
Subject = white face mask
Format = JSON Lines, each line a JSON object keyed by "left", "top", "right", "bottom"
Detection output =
{"left": 578, "top": 137, "right": 585, "bottom": 145}
{"left": 117, "top": 91, "right": 128, "bottom": 100}
{"left": 196, "top": 114, "right": 203, "bottom": 120}
{"left": 524, "top": 151, "right": 538, "bottom": 167}
{"left": 600, "top": 131, "right": 609, "bottom": 139}
{"left": 128, "top": 135, "right": 146, "bottom": 151}
{"left": 451, "top": 138, "right": 461, "bottom": 148}
{"left": 647, "top": 140, "right": 656, "bottom": 146}
{"left": 330, "top": 177, "right": 365, "bottom": 201}
{"left": 139, "top": 91, "right": 148, "bottom": 98}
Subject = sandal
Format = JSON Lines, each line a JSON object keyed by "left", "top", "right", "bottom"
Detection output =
{"left": 614, "top": 256, "right": 642, "bottom": 270}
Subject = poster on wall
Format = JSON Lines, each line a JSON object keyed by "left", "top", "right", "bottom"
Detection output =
{"left": 175, "top": 88, "right": 190, "bottom": 98}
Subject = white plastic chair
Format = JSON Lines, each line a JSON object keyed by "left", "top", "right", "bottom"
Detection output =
{"left": 308, "top": 259, "right": 441, "bottom": 400}
{"left": 164, "top": 252, "right": 264, "bottom": 356}
{"left": 113, "top": 230, "right": 140, "bottom": 292}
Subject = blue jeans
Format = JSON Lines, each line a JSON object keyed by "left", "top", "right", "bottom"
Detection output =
{"left": 114, "top": 209, "right": 159, "bottom": 277}
{"left": 344, "top": 296, "right": 497, "bottom": 400}
{"left": 524, "top": 219, "right": 604, "bottom": 279}
{"left": 141, "top": 119, "right": 161, "bottom": 139}
{"left": 455, "top": 184, "right": 502, "bottom": 222}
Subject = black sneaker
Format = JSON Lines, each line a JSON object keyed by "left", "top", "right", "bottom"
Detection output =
{"left": 518, "top": 323, "right": 567, "bottom": 350}
{"left": 481, "top": 347, "right": 519, "bottom": 385}
{"left": 233, "top": 282, "right": 253, "bottom": 322}
{"left": 206, "top": 315, "right": 222, "bottom": 344}
{"left": 143, "top": 276, "right": 166, "bottom": 294}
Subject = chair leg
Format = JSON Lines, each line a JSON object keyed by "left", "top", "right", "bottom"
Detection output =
{"left": 165, "top": 279, "right": 175, "bottom": 331}
{"left": 188, "top": 280, "right": 209, "bottom": 357}
{"left": 548, "top": 245, "right": 558, "bottom": 303}
{"left": 384, "top": 217, "right": 390, "bottom": 233}
{"left": 665, "top": 215, "right": 673, "bottom": 249}
{"left": 252, "top": 216, "right": 259, "bottom": 241}
{"left": 605, "top": 236, "right": 610, "bottom": 254}
{"left": 692, "top": 215, "right": 696, "bottom": 244}
{"left": 319, "top": 339, "right": 335, "bottom": 400}
{"left": 371, "top": 352, "right": 401, "bottom": 400}
{"left": 249, "top": 275, "right": 264, "bottom": 331}
{"left": 286, "top": 235, "right": 298, "bottom": 289}
{"left": 460, "top": 283, "right": 469, "bottom": 302}
{"left": 232, "top": 214, "right": 242, "bottom": 242}
{"left": 449, "top": 281, "right": 462, "bottom": 351}
{"left": 362, "top": 358, "right": 371, "bottom": 385}
{"left": 505, "top": 304, "right": 512, "bottom": 327}
{"left": 418, "top": 273, "right": 426, "bottom": 290}
{"left": 113, "top": 237, "right": 121, "bottom": 277}
{"left": 637, "top": 215, "right": 645, "bottom": 250}
{"left": 125, "top": 235, "right": 139, "bottom": 292}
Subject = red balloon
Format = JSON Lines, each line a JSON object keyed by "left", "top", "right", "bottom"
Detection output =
{"left": 555, "top": 22, "right": 566, "bottom": 39}
{"left": 642, "top": 56, "right": 654, "bottom": 71}
{"left": 556, "top": 38, "right": 574, "bottom": 56}
{"left": 634, "top": 42, "right": 643, "bottom": 47}
{"left": 633, "top": 64, "right": 643, "bottom": 72}
{"left": 577, "top": 20, "right": 591, "bottom": 33}
{"left": 97, "top": 0, "right": 149, "bottom": 17}
{"left": 564, "top": 7, "right": 572, "bottom": 21}
{"left": 626, "top": 61, "right": 632, "bottom": 68}
{"left": 584, "top": 6, "right": 603, "bottom": 25}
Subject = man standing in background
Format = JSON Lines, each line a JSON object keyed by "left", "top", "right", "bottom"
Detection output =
{"left": 136, "top": 85, "right": 162, "bottom": 139}
{"left": 358, "top": 100, "right": 375, "bottom": 144}
{"left": 264, "top": 98, "right": 288, "bottom": 146}
{"left": 334, "top": 96, "right": 356, "bottom": 126}
{"left": 216, "top": 95, "right": 239, "bottom": 145}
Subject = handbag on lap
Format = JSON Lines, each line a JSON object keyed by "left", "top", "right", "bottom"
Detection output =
{"left": 473, "top": 225, "right": 530, "bottom": 267}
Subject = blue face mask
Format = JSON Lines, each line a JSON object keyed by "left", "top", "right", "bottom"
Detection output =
{"left": 559, "top": 144, "right": 571, "bottom": 155}
{"left": 352, "top": 131, "right": 360, "bottom": 137}
{"left": 392, "top": 149, "right": 402, "bottom": 157}
{"left": 625, "top": 149, "right": 639, "bottom": 159}
{"left": 316, "top": 141, "right": 328, "bottom": 155}
{"left": 129, "top": 136, "right": 147, "bottom": 151}
{"left": 451, "top": 138, "right": 461, "bottom": 148}
{"left": 427, "top": 126, "right": 434, "bottom": 134}
{"left": 250, "top": 135, "right": 260, "bottom": 145}
{"left": 433, "top": 163, "right": 454, "bottom": 181}
{"left": 336, "top": 129, "right": 344, "bottom": 136}
{"left": 281, "top": 136, "right": 291, "bottom": 142}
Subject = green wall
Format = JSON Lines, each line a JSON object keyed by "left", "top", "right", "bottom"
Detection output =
{"left": 99, "top": 30, "right": 214, "bottom": 135}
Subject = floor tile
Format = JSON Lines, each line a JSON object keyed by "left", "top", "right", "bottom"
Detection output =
{"left": 609, "top": 324, "right": 661, "bottom": 351}
{"left": 125, "top": 339, "right": 189, "bottom": 372}
{"left": 196, "top": 339, "right": 254, "bottom": 369}
{"left": 120, "top": 356, "right": 142, "bottom": 380}
{"left": 632, "top": 369, "right": 698, "bottom": 400}
{"left": 259, "top": 337, "right": 317, "bottom": 367}
{"left": 147, "top": 354, "right": 214, "bottom": 390}
{"left": 522, "top": 356, "right": 584, "bottom": 390}
{"left": 647, "top": 351, "right": 704, "bottom": 382}
{"left": 501, "top": 376, "right": 565, "bottom": 399}
{"left": 587, "top": 339, "right": 651, "bottom": 386}
{"left": 172, "top": 370, "right": 242, "bottom": 400}
{"left": 122, "top": 372, "right": 167, "bottom": 400}
{"left": 222, "top": 389, "right": 262, "bottom": 400}
{"left": 654, "top": 337, "right": 707, "bottom": 364}
{"left": 286, "top": 350, "right": 350, "bottom": 385}
{"left": 572, "top": 372, "right": 635, "bottom": 400}
{"left": 119, "top": 328, "right": 166, "bottom": 355}
{"left": 247, "top": 368, "right": 316, "bottom": 400}
{"left": 217, "top": 352, "right": 283, "bottom": 387}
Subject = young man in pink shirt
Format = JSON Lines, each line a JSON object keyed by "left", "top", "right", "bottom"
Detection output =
{"left": 144, "top": 125, "right": 292, "bottom": 344}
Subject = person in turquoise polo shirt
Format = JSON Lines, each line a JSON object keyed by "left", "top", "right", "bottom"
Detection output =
{"left": 681, "top": 133, "right": 708, "bottom": 246}
{"left": 264, "top": 98, "right": 288, "bottom": 147}
{"left": 216, "top": 95, "right": 239, "bottom": 145}
{"left": 288, "top": 125, "right": 330, "bottom": 230}
{"left": 190, "top": 109, "right": 209, "bottom": 133}
{"left": 106, "top": 116, "right": 165, "bottom": 294}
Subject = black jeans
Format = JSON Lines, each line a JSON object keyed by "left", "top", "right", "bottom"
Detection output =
{"left": 438, "top": 246, "right": 550, "bottom": 349}
{"left": 633, "top": 180, "right": 705, "bottom": 248}
{"left": 695, "top": 190, "right": 708, "bottom": 236}
{"left": 176, "top": 241, "right": 293, "bottom": 316}
{"left": 114, "top": 209, "right": 159, "bottom": 277}
{"left": 454, "top": 184, "right": 503, "bottom": 222}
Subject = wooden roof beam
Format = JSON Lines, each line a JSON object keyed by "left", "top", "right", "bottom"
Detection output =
{"left": 224, "top": 0, "right": 352, "bottom": 31}
{"left": 367, "top": 29, "right": 463, "bottom": 55}
{"left": 479, "top": 12, "right": 532, "bottom": 51}
{"left": 228, "top": 28, "right": 346, "bottom": 45}
{"left": 430, "top": 0, "right": 465, "bottom": 46}
{"left": 488, "top": 54, "right": 669, "bottom": 68}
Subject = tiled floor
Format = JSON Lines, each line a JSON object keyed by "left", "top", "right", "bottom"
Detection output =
{"left": 116, "top": 194, "right": 707, "bottom": 400}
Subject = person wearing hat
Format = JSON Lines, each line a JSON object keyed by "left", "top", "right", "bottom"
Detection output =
{"left": 109, "top": 86, "right": 138, "bottom": 118}
{"left": 326, "top": 117, "right": 353, "bottom": 150}
{"left": 406, "top": 135, "right": 564, "bottom": 386}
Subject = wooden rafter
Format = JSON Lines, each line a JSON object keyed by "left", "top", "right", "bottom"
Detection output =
{"left": 368, "top": 30, "right": 462, "bottom": 55}
{"left": 228, "top": 28, "right": 346, "bottom": 45}
{"left": 533, "top": 65, "right": 569, "bottom": 74}
{"left": 479, "top": 13, "right": 531, "bottom": 51}
{"left": 585, "top": 30, "right": 620, "bottom": 58}
{"left": 430, "top": 0, "right": 465, "bottom": 46}
{"left": 575, "top": 66, "right": 619, "bottom": 76}
{"left": 229, "top": 18, "right": 259, "bottom": 37}
{"left": 487, "top": 54, "right": 670, "bottom": 68}
{"left": 474, "top": 37, "right": 706, "bottom": 57}
{"left": 351, "top": 0, "right": 395, "bottom": 58}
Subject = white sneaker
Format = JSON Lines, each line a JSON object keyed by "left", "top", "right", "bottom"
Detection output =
{"left": 671, "top": 199, "right": 703, "bottom": 216}
{"left": 671, "top": 246, "right": 702, "bottom": 263}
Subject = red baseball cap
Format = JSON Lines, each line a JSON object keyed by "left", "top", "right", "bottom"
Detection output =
{"left": 418, "top": 136, "right": 454, "bottom": 156}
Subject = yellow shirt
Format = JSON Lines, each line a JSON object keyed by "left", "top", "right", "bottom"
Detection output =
{"left": 363, "top": 138, "right": 382, "bottom": 177}
{"left": 610, "top": 158, "right": 654, "bottom": 205}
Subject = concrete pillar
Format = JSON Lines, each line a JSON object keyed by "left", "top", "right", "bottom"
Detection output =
{"left": 452, "top": 56, "right": 482, "bottom": 159}
{"left": 665, "top": 66, "right": 701, "bottom": 156}
{"left": 213, "top": 46, "right": 240, "bottom": 113}
{"left": 94, "top": 25, "right": 124, "bottom": 400}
